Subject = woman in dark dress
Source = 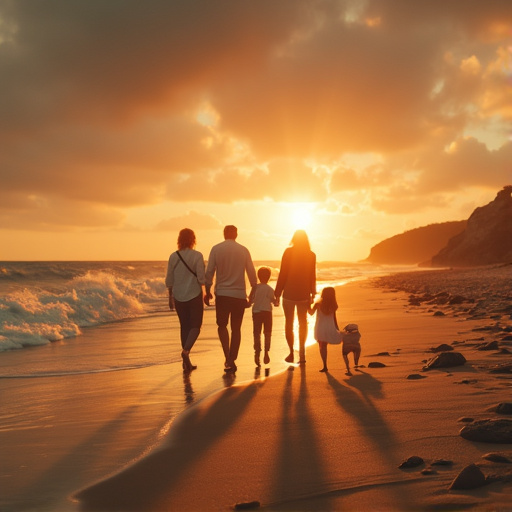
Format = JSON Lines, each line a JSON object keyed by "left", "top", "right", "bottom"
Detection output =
{"left": 275, "top": 230, "right": 317, "bottom": 364}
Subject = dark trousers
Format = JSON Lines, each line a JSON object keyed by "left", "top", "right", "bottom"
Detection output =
{"left": 174, "top": 293, "right": 204, "bottom": 351}
{"left": 252, "top": 311, "right": 272, "bottom": 353}
{"left": 215, "top": 295, "right": 247, "bottom": 364}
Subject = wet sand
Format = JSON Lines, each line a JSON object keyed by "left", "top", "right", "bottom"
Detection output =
{"left": 74, "top": 266, "right": 512, "bottom": 511}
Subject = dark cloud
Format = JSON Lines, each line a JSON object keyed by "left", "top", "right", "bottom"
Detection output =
{"left": 1, "top": 0, "right": 511, "bottom": 231}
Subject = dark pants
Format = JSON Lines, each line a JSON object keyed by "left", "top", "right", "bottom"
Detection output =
{"left": 253, "top": 311, "right": 272, "bottom": 353}
{"left": 215, "top": 295, "right": 247, "bottom": 364}
{"left": 174, "top": 293, "right": 204, "bottom": 351}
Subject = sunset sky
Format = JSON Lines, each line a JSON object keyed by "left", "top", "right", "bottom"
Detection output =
{"left": 1, "top": 0, "right": 511, "bottom": 262}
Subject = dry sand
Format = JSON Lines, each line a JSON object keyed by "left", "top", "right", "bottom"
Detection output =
{"left": 74, "top": 265, "right": 512, "bottom": 512}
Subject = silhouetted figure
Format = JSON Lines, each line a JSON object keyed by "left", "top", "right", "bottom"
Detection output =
{"left": 275, "top": 230, "right": 317, "bottom": 364}
{"left": 248, "top": 266, "right": 279, "bottom": 367}
{"left": 165, "top": 228, "right": 205, "bottom": 372}
{"left": 308, "top": 287, "right": 342, "bottom": 372}
{"left": 204, "top": 225, "right": 257, "bottom": 373}
{"left": 342, "top": 324, "right": 362, "bottom": 376}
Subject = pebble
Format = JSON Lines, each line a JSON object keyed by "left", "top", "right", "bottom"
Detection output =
{"left": 460, "top": 419, "right": 512, "bottom": 443}
{"left": 398, "top": 455, "right": 424, "bottom": 469}
{"left": 496, "top": 403, "right": 512, "bottom": 415}
{"left": 449, "top": 464, "right": 487, "bottom": 490}
{"left": 234, "top": 501, "right": 260, "bottom": 510}
{"left": 423, "top": 351, "right": 466, "bottom": 370}
{"left": 482, "top": 452, "right": 512, "bottom": 463}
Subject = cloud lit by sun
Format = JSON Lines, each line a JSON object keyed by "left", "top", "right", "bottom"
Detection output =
{"left": 1, "top": 2, "right": 511, "bottom": 261}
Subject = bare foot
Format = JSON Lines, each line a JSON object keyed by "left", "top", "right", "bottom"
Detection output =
{"left": 319, "top": 368, "right": 328, "bottom": 373}
{"left": 285, "top": 353, "right": 294, "bottom": 363}
{"left": 263, "top": 353, "right": 270, "bottom": 364}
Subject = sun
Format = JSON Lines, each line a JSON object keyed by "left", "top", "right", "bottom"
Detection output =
{"left": 291, "top": 206, "right": 313, "bottom": 231}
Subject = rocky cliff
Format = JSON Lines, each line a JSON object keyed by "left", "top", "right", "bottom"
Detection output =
{"left": 366, "top": 221, "right": 467, "bottom": 265}
{"left": 431, "top": 186, "right": 512, "bottom": 267}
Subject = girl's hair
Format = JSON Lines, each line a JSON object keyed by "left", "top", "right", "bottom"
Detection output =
{"left": 318, "top": 287, "right": 338, "bottom": 315}
{"left": 177, "top": 228, "right": 196, "bottom": 250}
{"left": 290, "top": 230, "right": 310, "bottom": 251}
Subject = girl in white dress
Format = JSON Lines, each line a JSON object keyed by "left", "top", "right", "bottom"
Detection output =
{"left": 308, "top": 287, "right": 342, "bottom": 372}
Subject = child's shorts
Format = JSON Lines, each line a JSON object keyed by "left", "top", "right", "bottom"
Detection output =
{"left": 342, "top": 343, "right": 361, "bottom": 355}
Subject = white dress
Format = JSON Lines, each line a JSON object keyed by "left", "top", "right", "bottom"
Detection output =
{"left": 314, "top": 309, "right": 342, "bottom": 344}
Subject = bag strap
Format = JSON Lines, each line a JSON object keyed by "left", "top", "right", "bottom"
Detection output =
{"left": 176, "top": 251, "right": 197, "bottom": 277}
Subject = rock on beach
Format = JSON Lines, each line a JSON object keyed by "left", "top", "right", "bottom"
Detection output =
{"left": 423, "top": 351, "right": 466, "bottom": 371}
{"left": 460, "top": 419, "right": 512, "bottom": 443}
{"left": 449, "top": 464, "right": 487, "bottom": 490}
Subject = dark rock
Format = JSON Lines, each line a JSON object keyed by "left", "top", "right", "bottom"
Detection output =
{"left": 407, "top": 374, "right": 427, "bottom": 380}
{"left": 499, "top": 348, "right": 512, "bottom": 354}
{"left": 376, "top": 351, "right": 391, "bottom": 356}
{"left": 458, "top": 417, "right": 474, "bottom": 423}
{"left": 477, "top": 340, "right": 500, "bottom": 351}
{"left": 430, "top": 343, "right": 454, "bottom": 353}
{"left": 449, "top": 464, "right": 487, "bottom": 490}
{"left": 423, "top": 352, "right": 466, "bottom": 370}
{"left": 457, "top": 379, "right": 477, "bottom": 385}
{"left": 449, "top": 295, "right": 467, "bottom": 305}
{"left": 421, "top": 468, "right": 437, "bottom": 475}
{"left": 496, "top": 403, "right": 512, "bottom": 415}
{"left": 234, "top": 501, "right": 261, "bottom": 510}
{"left": 368, "top": 362, "right": 386, "bottom": 368}
{"left": 432, "top": 186, "right": 512, "bottom": 267}
{"left": 432, "top": 459, "right": 453, "bottom": 466}
{"left": 482, "top": 453, "right": 512, "bottom": 463}
{"left": 460, "top": 419, "right": 512, "bottom": 443}
{"left": 399, "top": 456, "right": 424, "bottom": 469}
{"left": 489, "top": 364, "right": 512, "bottom": 374}
{"left": 433, "top": 311, "right": 446, "bottom": 317}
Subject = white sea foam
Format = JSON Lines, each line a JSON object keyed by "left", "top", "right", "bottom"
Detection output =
{"left": 0, "top": 266, "right": 166, "bottom": 351}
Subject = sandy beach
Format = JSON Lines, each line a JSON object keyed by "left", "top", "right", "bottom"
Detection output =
{"left": 72, "top": 266, "right": 512, "bottom": 512}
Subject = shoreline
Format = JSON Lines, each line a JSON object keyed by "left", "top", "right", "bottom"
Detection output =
{"left": 74, "top": 268, "right": 512, "bottom": 511}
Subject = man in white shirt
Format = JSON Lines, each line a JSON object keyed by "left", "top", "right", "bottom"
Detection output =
{"left": 204, "top": 225, "right": 257, "bottom": 373}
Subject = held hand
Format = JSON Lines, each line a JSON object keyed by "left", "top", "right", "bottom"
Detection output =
{"left": 168, "top": 296, "right": 175, "bottom": 311}
{"left": 204, "top": 292, "right": 213, "bottom": 306}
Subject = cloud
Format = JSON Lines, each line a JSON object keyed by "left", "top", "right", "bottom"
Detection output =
{"left": 1, "top": 0, "right": 512, "bottom": 233}
{"left": 155, "top": 210, "right": 223, "bottom": 231}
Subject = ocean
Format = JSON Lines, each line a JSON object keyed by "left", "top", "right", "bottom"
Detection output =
{"left": 0, "top": 260, "right": 406, "bottom": 511}
{"left": 0, "top": 260, "right": 396, "bottom": 357}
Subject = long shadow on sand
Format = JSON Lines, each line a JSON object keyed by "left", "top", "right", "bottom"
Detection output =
{"left": 75, "top": 381, "right": 261, "bottom": 511}
{"left": 268, "top": 365, "right": 334, "bottom": 509}
{"left": 325, "top": 371, "right": 417, "bottom": 508}
{"left": 326, "top": 371, "right": 396, "bottom": 456}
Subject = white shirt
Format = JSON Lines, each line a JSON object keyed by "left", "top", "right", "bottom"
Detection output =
{"left": 165, "top": 248, "right": 205, "bottom": 302}
{"left": 205, "top": 239, "right": 257, "bottom": 299}
{"left": 252, "top": 283, "right": 275, "bottom": 313}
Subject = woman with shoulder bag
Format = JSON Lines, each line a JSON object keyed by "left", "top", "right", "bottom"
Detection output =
{"left": 165, "top": 228, "right": 205, "bottom": 372}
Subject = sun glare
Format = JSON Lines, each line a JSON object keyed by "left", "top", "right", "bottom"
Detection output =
{"left": 291, "top": 207, "right": 313, "bottom": 230}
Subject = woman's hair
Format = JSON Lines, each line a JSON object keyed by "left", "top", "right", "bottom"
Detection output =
{"left": 318, "top": 286, "right": 338, "bottom": 315}
{"left": 177, "top": 228, "right": 196, "bottom": 250}
{"left": 290, "top": 230, "right": 310, "bottom": 251}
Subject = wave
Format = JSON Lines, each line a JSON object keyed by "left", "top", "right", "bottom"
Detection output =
{"left": 0, "top": 268, "right": 167, "bottom": 352}
{"left": 0, "top": 260, "right": 406, "bottom": 353}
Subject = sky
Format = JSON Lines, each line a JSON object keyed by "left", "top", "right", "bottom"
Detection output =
{"left": 1, "top": 0, "right": 511, "bottom": 262}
